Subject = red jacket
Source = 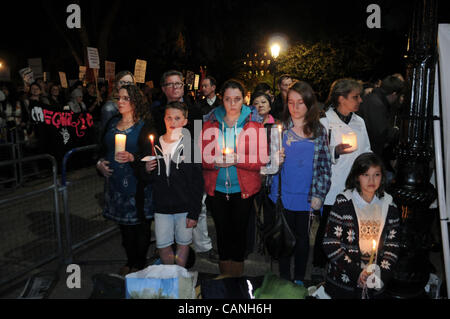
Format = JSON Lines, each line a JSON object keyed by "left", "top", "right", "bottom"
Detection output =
{"left": 201, "top": 107, "right": 268, "bottom": 199}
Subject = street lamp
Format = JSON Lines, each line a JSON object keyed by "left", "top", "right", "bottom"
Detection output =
{"left": 270, "top": 43, "right": 281, "bottom": 96}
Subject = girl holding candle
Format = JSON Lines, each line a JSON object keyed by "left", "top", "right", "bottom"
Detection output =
{"left": 268, "top": 81, "right": 332, "bottom": 284}
{"left": 322, "top": 152, "right": 401, "bottom": 299}
{"left": 201, "top": 79, "right": 268, "bottom": 277}
{"left": 96, "top": 84, "right": 155, "bottom": 276}
{"left": 312, "top": 78, "right": 372, "bottom": 277}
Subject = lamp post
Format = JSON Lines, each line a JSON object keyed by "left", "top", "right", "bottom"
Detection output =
{"left": 385, "top": 0, "right": 439, "bottom": 299}
{"left": 270, "top": 43, "right": 280, "bottom": 96}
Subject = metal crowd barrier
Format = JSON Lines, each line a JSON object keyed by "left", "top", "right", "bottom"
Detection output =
{"left": 60, "top": 144, "right": 120, "bottom": 264}
{"left": 0, "top": 154, "right": 63, "bottom": 289}
{"left": 0, "top": 128, "right": 46, "bottom": 190}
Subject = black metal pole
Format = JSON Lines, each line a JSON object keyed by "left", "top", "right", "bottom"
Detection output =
{"left": 386, "top": 0, "right": 439, "bottom": 299}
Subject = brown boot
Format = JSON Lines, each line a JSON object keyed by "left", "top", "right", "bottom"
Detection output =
{"left": 230, "top": 261, "right": 244, "bottom": 278}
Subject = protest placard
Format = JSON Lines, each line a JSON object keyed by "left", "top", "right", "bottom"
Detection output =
{"left": 19, "top": 67, "right": 34, "bottom": 85}
{"left": 134, "top": 59, "right": 147, "bottom": 83}
{"left": 87, "top": 47, "right": 100, "bottom": 69}
{"left": 79, "top": 66, "right": 87, "bottom": 82}
{"left": 59, "top": 72, "right": 68, "bottom": 88}
{"left": 194, "top": 74, "right": 200, "bottom": 90}
{"left": 105, "top": 61, "right": 115, "bottom": 83}
{"left": 185, "top": 71, "right": 195, "bottom": 90}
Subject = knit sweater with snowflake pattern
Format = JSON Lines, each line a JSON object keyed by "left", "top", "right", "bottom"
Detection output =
{"left": 322, "top": 190, "right": 401, "bottom": 299}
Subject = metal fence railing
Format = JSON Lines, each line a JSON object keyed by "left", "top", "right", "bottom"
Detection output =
{"left": 60, "top": 145, "right": 119, "bottom": 264}
{"left": 0, "top": 154, "right": 63, "bottom": 288}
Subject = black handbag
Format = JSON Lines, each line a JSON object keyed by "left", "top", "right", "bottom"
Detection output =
{"left": 257, "top": 172, "right": 296, "bottom": 260}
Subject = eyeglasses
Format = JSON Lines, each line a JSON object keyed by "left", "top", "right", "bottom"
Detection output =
{"left": 164, "top": 82, "right": 184, "bottom": 89}
{"left": 119, "top": 96, "right": 131, "bottom": 102}
{"left": 119, "top": 80, "right": 133, "bottom": 86}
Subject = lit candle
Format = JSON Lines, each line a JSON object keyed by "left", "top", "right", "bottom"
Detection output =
{"left": 278, "top": 125, "right": 283, "bottom": 152}
{"left": 368, "top": 239, "right": 377, "bottom": 266}
{"left": 222, "top": 147, "right": 234, "bottom": 164}
{"left": 115, "top": 134, "right": 126, "bottom": 155}
{"left": 341, "top": 131, "right": 358, "bottom": 152}
{"left": 222, "top": 147, "right": 234, "bottom": 155}
{"left": 149, "top": 134, "right": 155, "bottom": 156}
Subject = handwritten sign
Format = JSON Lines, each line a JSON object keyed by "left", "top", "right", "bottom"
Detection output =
{"left": 87, "top": 47, "right": 100, "bottom": 69}
{"left": 59, "top": 72, "right": 68, "bottom": 89}
{"left": 134, "top": 59, "right": 147, "bottom": 83}
{"left": 19, "top": 67, "right": 34, "bottom": 85}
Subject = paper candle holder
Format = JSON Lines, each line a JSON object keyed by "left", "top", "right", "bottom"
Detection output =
{"left": 341, "top": 131, "right": 358, "bottom": 152}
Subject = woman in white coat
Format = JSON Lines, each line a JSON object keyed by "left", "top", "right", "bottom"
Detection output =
{"left": 312, "top": 78, "right": 372, "bottom": 276}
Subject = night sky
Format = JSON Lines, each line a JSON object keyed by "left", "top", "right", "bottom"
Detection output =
{"left": 1, "top": 0, "right": 450, "bottom": 89}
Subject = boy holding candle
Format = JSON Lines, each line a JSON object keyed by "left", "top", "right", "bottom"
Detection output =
{"left": 143, "top": 101, "right": 204, "bottom": 267}
{"left": 322, "top": 152, "right": 401, "bottom": 299}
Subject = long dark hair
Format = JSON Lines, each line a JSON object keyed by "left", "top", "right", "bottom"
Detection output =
{"left": 345, "top": 152, "right": 386, "bottom": 198}
{"left": 282, "top": 81, "right": 321, "bottom": 138}
{"left": 119, "top": 84, "right": 150, "bottom": 122}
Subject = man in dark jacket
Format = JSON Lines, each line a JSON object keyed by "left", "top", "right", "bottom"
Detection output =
{"left": 196, "top": 76, "right": 221, "bottom": 116}
{"left": 271, "top": 74, "right": 293, "bottom": 120}
{"left": 150, "top": 70, "right": 201, "bottom": 136}
{"left": 357, "top": 75, "right": 405, "bottom": 172}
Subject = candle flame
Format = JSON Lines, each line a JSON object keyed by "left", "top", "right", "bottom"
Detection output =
{"left": 278, "top": 125, "right": 282, "bottom": 132}
{"left": 372, "top": 239, "right": 377, "bottom": 250}
{"left": 149, "top": 135, "right": 154, "bottom": 142}
{"left": 223, "top": 147, "right": 233, "bottom": 155}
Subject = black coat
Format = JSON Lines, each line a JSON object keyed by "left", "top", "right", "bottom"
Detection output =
{"left": 137, "top": 133, "right": 204, "bottom": 221}
{"left": 195, "top": 95, "right": 222, "bottom": 117}
{"left": 150, "top": 95, "right": 202, "bottom": 137}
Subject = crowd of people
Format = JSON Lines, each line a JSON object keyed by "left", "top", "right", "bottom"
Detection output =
{"left": 1, "top": 68, "right": 407, "bottom": 299}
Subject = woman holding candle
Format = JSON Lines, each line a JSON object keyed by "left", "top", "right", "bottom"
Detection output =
{"left": 312, "top": 78, "right": 372, "bottom": 277}
{"left": 201, "top": 79, "right": 268, "bottom": 277}
{"left": 268, "top": 81, "right": 331, "bottom": 284}
{"left": 96, "top": 84, "right": 155, "bottom": 276}
{"left": 322, "top": 152, "right": 400, "bottom": 299}
{"left": 101, "top": 70, "right": 136, "bottom": 131}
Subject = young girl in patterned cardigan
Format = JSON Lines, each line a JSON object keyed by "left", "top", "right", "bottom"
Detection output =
{"left": 323, "top": 152, "right": 401, "bottom": 299}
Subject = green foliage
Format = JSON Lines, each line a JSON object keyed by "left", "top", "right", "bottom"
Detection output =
{"left": 278, "top": 38, "right": 384, "bottom": 101}
{"left": 244, "top": 37, "right": 385, "bottom": 101}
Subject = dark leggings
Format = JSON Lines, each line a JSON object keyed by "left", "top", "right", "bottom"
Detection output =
{"left": 312, "top": 205, "right": 332, "bottom": 268}
{"left": 278, "top": 210, "right": 310, "bottom": 282}
{"left": 208, "top": 192, "right": 253, "bottom": 262}
{"left": 119, "top": 219, "right": 153, "bottom": 270}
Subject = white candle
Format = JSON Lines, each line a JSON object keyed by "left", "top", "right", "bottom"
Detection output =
{"left": 278, "top": 125, "right": 283, "bottom": 152}
{"left": 115, "top": 134, "right": 126, "bottom": 155}
{"left": 342, "top": 131, "right": 358, "bottom": 152}
{"left": 368, "top": 239, "right": 377, "bottom": 266}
